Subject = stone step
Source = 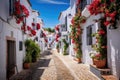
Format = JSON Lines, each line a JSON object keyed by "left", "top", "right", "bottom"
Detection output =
{"left": 99, "top": 68, "right": 111, "bottom": 75}
{"left": 101, "top": 75, "right": 117, "bottom": 80}
{"left": 90, "top": 65, "right": 112, "bottom": 79}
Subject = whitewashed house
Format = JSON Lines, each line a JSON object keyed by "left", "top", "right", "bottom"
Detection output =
{"left": 0, "top": 0, "right": 42, "bottom": 80}
{"left": 58, "top": 7, "right": 72, "bottom": 55}
{"left": 69, "top": 0, "right": 120, "bottom": 79}
{"left": 57, "top": 0, "right": 120, "bottom": 79}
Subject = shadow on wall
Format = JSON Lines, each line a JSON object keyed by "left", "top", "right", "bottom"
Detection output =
{"left": 108, "top": 27, "right": 120, "bottom": 79}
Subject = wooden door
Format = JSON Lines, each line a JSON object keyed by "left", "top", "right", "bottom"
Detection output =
{"left": 6, "top": 40, "right": 16, "bottom": 80}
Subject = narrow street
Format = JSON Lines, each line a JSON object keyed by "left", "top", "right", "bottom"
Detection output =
{"left": 32, "top": 50, "right": 75, "bottom": 80}
{"left": 29, "top": 50, "right": 99, "bottom": 80}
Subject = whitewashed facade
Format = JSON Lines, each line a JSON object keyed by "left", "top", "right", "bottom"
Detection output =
{"left": 58, "top": 0, "right": 120, "bottom": 79}
{"left": 0, "top": 0, "right": 43, "bottom": 80}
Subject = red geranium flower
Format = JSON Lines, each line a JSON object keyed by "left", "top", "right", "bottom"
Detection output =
{"left": 110, "top": 11, "right": 116, "bottom": 18}
{"left": 56, "top": 38, "right": 58, "bottom": 42}
{"left": 32, "top": 23, "right": 35, "bottom": 26}
{"left": 55, "top": 25, "right": 59, "bottom": 31}
{"left": 71, "top": 18, "right": 74, "bottom": 24}
{"left": 16, "top": 19, "right": 21, "bottom": 24}
{"left": 36, "top": 23, "right": 41, "bottom": 30}
{"left": 43, "top": 33, "right": 46, "bottom": 37}
{"left": 104, "top": 21, "right": 110, "bottom": 26}
{"left": 98, "top": 29, "right": 105, "bottom": 35}
{"left": 44, "top": 39, "right": 48, "bottom": 43}
{"left": 31, "top": 30, "right": 36, "bottom": 36}
{"left": 27, "top": 26, "right": 31, "bottom": 30}
{"left": 21, "top": 25, "right": 26, "bottom": 31}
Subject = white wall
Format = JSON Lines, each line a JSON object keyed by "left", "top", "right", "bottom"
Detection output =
{"left": 107, "top": 22, "right": 120, "bottom": 79}
{"left": 69, "top": 0, "right": 77, "bottom": 58}
{"left": 0, "top": 20, "right": 25, "bottom": 80}
{"left": 0, "top": 0, "right": 34, "bottom": 79}
{"left": 81, "top": 16, "right": 98, "bottom": 64}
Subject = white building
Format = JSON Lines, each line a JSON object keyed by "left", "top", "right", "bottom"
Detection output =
{"left": 58, "top": 0, "right": 120, "bottom": 79}
{"left": 0, "top": 0, "right": 42, "bottom": 80}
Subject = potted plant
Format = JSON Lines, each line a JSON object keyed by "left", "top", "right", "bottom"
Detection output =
{"left": 31, "top": 43, "right": 40, "bottom": 62}
{"left": 90, "top": 29, "right": 107, "bottom": 68}
{"left": 24, "top": 39, "right": 40, "bottom": 64}
{"left": 56, "top": 43, "right": 59, "bottom": 53}
{"left": 62, "top": 39, "right": 69, "bottom": 55}
{"left": 23, "top": 53, "right": 32, "bottom": 69}
{"left": 75, "top": 49, "right": 82, "bottom": 63}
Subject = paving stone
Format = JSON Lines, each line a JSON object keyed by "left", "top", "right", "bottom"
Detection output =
{"left": 51, "top": 49, "right": 100, "bottom": 80}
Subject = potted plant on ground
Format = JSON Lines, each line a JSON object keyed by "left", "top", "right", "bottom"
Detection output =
{"left": 90, "top": 28, "right": 107, "bottom": 68}
{"left": 62, "top": 39, "right": 69, "bottom": 55}
{"left": 31, "top": 43, "right": 40, "bottom": 62}
{"left": 56, "top": 43, "right": 59, "bottom": 53}
{"left": 75, "top": 49, "right": 82, "bottom": 63}
{"left": 23, "top": 53, "right": 32, "bottom": 69}
{"left": 24, "top": 39, "right": 41, "bottom": 68}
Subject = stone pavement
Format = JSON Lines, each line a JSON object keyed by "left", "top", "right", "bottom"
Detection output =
{"left": 10, "top": 50, "right": 100, "bottom": 80}
{"left": 51, "top": 49, "right": 100, "bottom": 80}
{"left": 40, "top": 50, "right": 75, "bottom": 80}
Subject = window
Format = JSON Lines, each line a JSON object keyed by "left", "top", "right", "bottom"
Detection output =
{"left": 65, "top": 16, "right": 67, "bottom": 31}
{"left": 86, "top": 25, "right": 92, "bottom": 45}
{"left": 9, "top": 0, "right": 16, "bottom": 16}
{"left": 40, "top": 31, "right": 43, "bottom": 38}
{"left": 19, "top": 41, "right": 23, "bottom": 51}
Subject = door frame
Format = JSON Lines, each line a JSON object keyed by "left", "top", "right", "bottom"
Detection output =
{"left": 6, "top": 36, "right": 16, "bottom": 80}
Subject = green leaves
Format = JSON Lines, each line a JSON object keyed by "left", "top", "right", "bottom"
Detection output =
{"left": 24, "top": 39, "right": 41, "bottom": 63}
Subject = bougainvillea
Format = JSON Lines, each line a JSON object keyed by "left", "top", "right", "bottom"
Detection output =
{"left": 70, "top": 8, "right": 86, "bottom": 59}
{"left": 91, "top": 28, "right": 107, "bottom": 60}
{"left": 14, "top": 0, "right": 29, "bottom": 24}
{"left": 87, "top": 0, "right": 120, "bottom": 60}
{"left": 27, "top": 26, "right": 31, "bottom": 31}
{"left": 55, "top": 25, "right": 60, "bottom": 31}
{"left": 88, "top": 0, "right": 120, "bottom": 29}
{"left": 31, "top": 30, "right": 36, "bottom": 36}
{"left": 36, "top": 23, "right": 41, "bottom": 30}
{"left": 32, "top": 23, "right": 35, "bottom": 26}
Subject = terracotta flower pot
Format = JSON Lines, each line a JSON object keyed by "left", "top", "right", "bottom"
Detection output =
{"left": 74, "top": 58, "right": 81, "bottom": 63}
{"left": 23, "top": 63, "right": 30, "bottom": 69}
{"left": 93, "top": 59, "right": 106, "bottom": 68}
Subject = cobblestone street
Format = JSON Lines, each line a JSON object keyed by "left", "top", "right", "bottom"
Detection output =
{"left": 30, "top": 50, "right": 99, "bottom": 80}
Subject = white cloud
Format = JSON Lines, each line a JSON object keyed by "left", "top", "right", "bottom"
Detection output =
{"left": 39, "top": 0, "right": 69, "bottom": 5}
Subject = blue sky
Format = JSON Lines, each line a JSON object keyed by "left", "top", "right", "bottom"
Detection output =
{"left": 30, "top": 0, "right": 70, "bottom": 28}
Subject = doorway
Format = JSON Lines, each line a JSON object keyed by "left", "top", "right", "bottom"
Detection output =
{"left": 6, "top": 39, "right": 16, "bottom": 80}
